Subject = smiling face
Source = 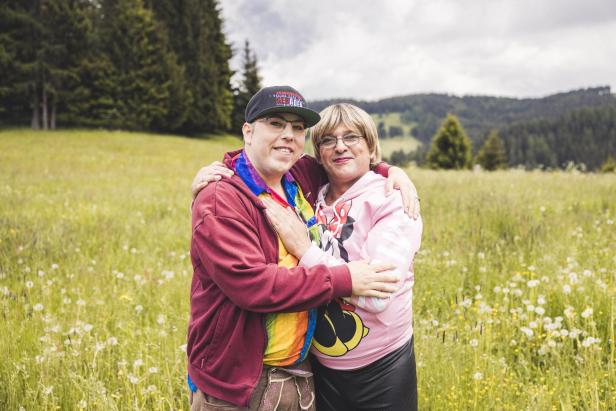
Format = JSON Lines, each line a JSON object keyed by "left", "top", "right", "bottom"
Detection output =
{"left": 318, "top": 123, "right": 373, "bottom": 190}
{"left": 242, "top": 113, "right": 306, "bottom": 187}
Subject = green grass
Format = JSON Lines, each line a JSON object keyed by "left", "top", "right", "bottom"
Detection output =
{"left": 372, "top": 112, "right": 422, "bottom": 157}
{"left": 1, "top": 129, "right": 615, "bottom": 410}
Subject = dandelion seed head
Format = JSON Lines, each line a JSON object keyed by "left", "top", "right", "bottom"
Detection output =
{"left": 25, "top": 281, "right": 34, "bottom": 289}
{"left": 520, "top": 327, "right": 533, "bottom": 338}
{"left": 527, "top": 279, "right": 539, "bottom": 288}
{"left": 581, "top": 307, "right": 593, "bottom": 318}
{"left": 473, "top": 372, "right": 483, "bottom": 380}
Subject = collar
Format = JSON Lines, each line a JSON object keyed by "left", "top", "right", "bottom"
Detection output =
{"left": 232, "top": 150, "right": 298, "bottom": 208}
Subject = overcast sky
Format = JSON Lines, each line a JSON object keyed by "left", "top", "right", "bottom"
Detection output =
{"left": 220, "top": 0, "right": 616, "bottom": 101}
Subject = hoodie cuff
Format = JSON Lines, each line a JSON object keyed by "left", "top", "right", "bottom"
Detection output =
{"left": 328, "top": 264, "right": 352, "bottom": 298}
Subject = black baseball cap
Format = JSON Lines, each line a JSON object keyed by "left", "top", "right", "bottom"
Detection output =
{"left": 245, "top": 86, "right": 321, "bottom": 127}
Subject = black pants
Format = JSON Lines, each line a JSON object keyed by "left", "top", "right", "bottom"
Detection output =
{"left": 310, "top": 336, "right": 417, "bottom": 411}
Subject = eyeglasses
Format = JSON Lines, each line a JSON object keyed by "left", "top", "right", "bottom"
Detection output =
{"left": 257, "top": 116, "right": 306, "bottom": 137}
{"left": 318, "top": 134, "right": 364, "bottom": 149}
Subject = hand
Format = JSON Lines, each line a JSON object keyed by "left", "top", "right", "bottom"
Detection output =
{"left": 262, "top": 197, "right": 311, "bottom": 259}
{"left": 348, "top": 260, "right": 399, "bottom": 298}
{"left": 191, "top": 161, "right": 234, "bottom": 199}
{"left": 386, "top": 166, "right": 420, "bottom": 219}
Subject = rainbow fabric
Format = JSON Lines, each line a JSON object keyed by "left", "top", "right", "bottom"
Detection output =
{"left": 233, "top": 151, "right": 319, "bottom": 366}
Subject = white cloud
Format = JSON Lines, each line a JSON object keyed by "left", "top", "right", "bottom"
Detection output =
{"left": 221, "top": 0, "right": 616, "bottom": 99}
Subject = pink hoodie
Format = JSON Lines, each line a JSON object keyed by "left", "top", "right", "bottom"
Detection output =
{"left": 300, "top": 171, "right": 422, "bottom": 370}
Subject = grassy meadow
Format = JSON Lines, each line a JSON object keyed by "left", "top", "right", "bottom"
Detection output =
{"left": 1, "top": 129, "right": 614, "bottom": 410}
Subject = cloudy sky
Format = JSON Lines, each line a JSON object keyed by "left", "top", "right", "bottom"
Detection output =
{"left": 220, "top": 0, "right": 616, "bottom": 101}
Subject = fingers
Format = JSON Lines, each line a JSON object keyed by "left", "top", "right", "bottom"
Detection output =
{"left": 372, "top": 263, "right": 397, "bottom": 274}
{"left": 208, "top": 165, "right": 234, "bottom": 178}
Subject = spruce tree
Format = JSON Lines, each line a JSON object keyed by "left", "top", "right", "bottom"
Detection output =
{"left": 149, "top": 0, "right": 232, "bottom": 133}
{"left": 230, "top": 40, "right": 262, "bottom": 134}
{"left": 93, "top": 0, "right": 184, "bottom": 130}
{"left": 426, "top": 114, "right": 473, "bottom": 169}
{"left": 476, "top": 130, "right": 508, "bottom": 170}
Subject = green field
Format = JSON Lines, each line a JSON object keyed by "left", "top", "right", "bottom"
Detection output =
{"left": 1, "top": 130, "right": 614, "bottom": 410}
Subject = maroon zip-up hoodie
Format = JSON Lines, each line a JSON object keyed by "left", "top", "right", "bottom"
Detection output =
{"left": 188, "top": 150, "right": 390, "bottom": 406}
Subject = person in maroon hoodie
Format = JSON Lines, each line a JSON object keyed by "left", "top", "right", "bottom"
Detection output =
{"left": 188, "top": 86, "right": 413, "bottom": 410}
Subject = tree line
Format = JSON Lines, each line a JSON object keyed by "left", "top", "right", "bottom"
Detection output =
{"left": 386, "top": 106, "right": 616, "bottom": 172}
{"left": 0, "top": 0, "right": 261, "bottom": 135}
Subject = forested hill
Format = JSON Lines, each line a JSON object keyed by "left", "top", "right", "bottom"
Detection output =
{"left": 309, "top": 86, "right": 616, "bottom": 143}
{"left": 502, "top": 105, "right": 616, "bottom": 170}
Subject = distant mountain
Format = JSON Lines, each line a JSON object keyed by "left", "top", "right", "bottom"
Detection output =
{"left": 309, "top": 86, "right": 616, "bottom": 145}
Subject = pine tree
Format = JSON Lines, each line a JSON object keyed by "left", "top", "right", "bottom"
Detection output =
{"left": 149, "top": 0, "right": 232, "bottom": 133}
{"left": 91, "top": 0, "right": 184, "bottom": 130}
{"left": 476, "top": 130, "right": 508, "bottom": 170}
{"left": 230, "top": 40, "right": 262, "bottom": 134}
{"left": 427, "top": 114, "right": 473, "bottom": 169}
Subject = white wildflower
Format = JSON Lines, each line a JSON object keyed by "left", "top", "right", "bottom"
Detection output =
{"left": 469, "top": 339, "right": 479, "bottom": 347}
{"left": 569, "top": 328, "right": 582, "bottom": 339}
{"left": 520, "top": 327, "right": 534, "bottom": 338}
{"left": 78, "top": 400, "right": 87, "bottom": 408}
{"left": 148, "top": 367, "right": 158, "bottom": 374}
{"left": 76, "top": 299, "right": 86, "bottom": 306}
{"left": 529, "top": 321, "right": 538, "bottom": 329}
{"left": 83, "top": 324, "right": 93, "bottom": 333}
{"left": 581, "top": 308, "right": 593, "bottom": 319}
{"left": 33, "top": 303, "right": 44, "bottom": 312}
{"left": 460, "top": 298, "right": 472, "bottom": 308}
{"left": 133, "top": 359, "right": 144, "bottom": 368}
{"left": 135, "top": 305, "right": 143, "bottom": 313}
{"left": 25, "top": 281, "right": 34, "bottom": 289}
{"left": 107, "top": 337, "right": 118, "bottom": 346}
{"left": 562, "top": 284, "right": 572, "bottom": 294}
{"left": 473, "top": 372, "right": 483, "bottom": 380}
{"left": 128, "top": 374, "right": 139, "bottom": 384}
{"left": 535, "top": 307, "right": 545, "bottom": 316}
{"left": 493, "top": 286, "right": 501, "bottom": 293}
{"left": 582, "top": 337, "right": 599, "bottom": 348}
{"left": 537, "top": 295, "right": 546, "bottom": 305}
{"left": 43, "top": 385, "right": 54, "bottom": 395}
